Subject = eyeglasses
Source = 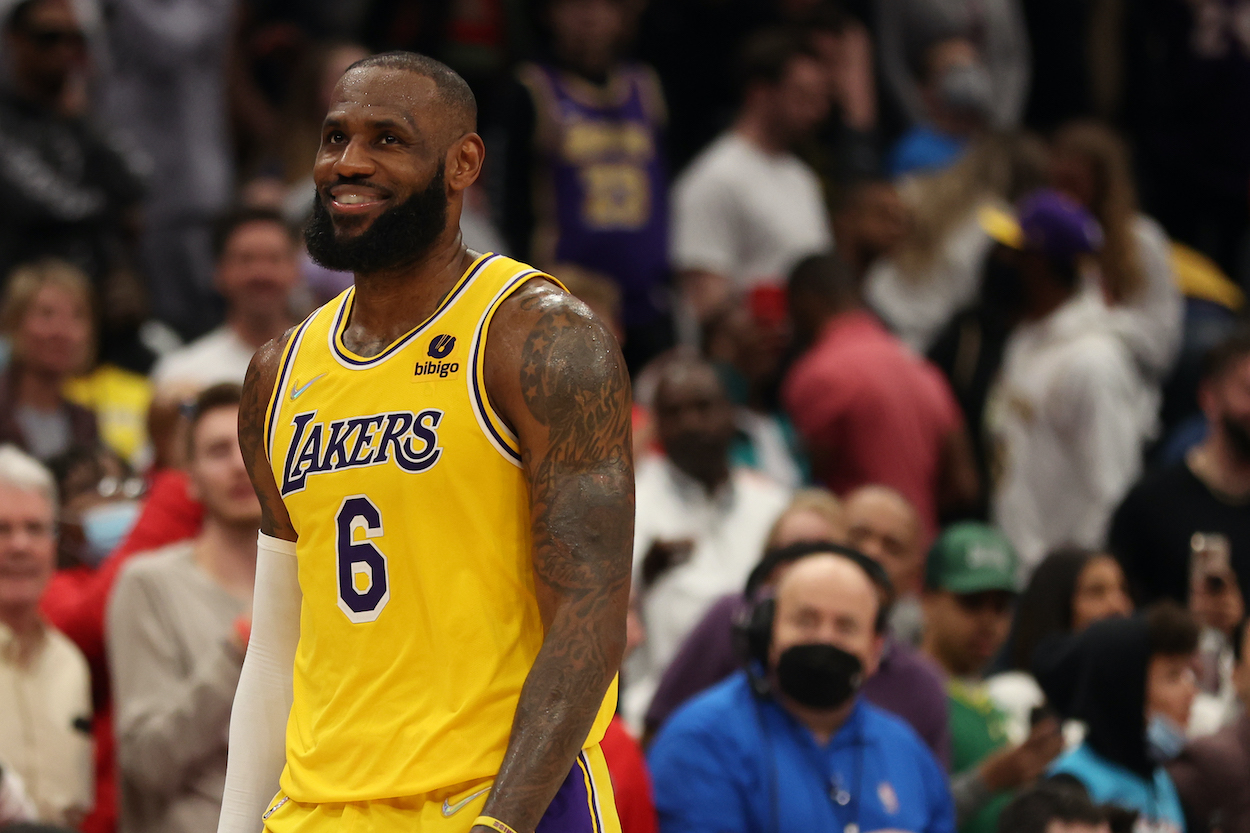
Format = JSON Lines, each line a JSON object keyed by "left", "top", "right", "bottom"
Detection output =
{"left": 95, "top": 476, "right": 146, "bottom": 500}
{"left": 20, "top": 26, "right": 86, "bottom": 51}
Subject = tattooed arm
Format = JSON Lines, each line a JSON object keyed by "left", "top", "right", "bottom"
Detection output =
{"left": 218, "top": 336, "right": 302, "bottom": 833}
{"left": 478, "top": 281, "right": 635, "bottom": 833}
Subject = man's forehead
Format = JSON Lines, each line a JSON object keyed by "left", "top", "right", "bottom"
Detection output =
{"left": 327, "top": 67, "right": 440, "bottom": 122}
{"left": 778, "top": 556, "right": 875, "bottom": 605}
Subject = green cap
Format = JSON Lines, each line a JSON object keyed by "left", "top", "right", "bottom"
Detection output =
{"left": 925, "top": 522, "right": 1019, "bottom": 594}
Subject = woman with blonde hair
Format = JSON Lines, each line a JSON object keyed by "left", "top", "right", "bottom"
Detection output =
{"left": 1050, "top": 120, "right": 1182, "bottom": 381}
{"left": 0, "top": 259, "right": 99, "bottom": 460}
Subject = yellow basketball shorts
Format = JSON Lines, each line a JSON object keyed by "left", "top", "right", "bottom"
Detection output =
{"left": 261, "top": 744, "right": 621, "bottom": 833}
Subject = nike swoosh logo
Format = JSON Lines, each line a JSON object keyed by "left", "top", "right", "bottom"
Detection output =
{"left": 441, "top": 785, "right": 491, "bottom": 817}
{"left": 290, "top": 374, "right": 325, "bottom": 400}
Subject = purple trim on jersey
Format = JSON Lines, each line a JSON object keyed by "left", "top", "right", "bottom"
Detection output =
{"left": 535, "top": 752, "right": 603, "bottom": 833}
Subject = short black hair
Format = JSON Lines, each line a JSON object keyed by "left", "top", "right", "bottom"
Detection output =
{"left": 997, "top": 779, "right": 1105, "bottom": 833}
{"left": 788, "top": 252, "right": 857, "bottom": 305}
{"left": 1200, "top": 326, "right": 1250, "bottom": 386}
{"left": 345, "top": 51, "right": 477, "bottom": 130}
{"left": 1146, "top": 600, "right": 1200, "bottom": 657}
{"left": 212, "top": 207, "right": 296, "bottom": 261}
{"left": 185, "top": 383, "right": 244, "bottom": 459}
{"left": 738, "top": 28, "right": 820, "bottom": 94}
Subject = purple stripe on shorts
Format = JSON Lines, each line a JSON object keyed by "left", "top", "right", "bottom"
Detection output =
{"left": 535, "top": 752, "right": 600, "bottom": 833}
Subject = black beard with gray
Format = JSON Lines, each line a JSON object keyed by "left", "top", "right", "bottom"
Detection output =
{"left": 304, "top": 162, "right": 448, "bottom": 274}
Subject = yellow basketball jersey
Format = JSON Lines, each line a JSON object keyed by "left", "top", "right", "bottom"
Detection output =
{"left": 264, "top": 253, "right": 617, "bottom": 803}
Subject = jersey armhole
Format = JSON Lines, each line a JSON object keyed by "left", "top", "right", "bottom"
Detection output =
{"left": 264, "top": 311, "right": 319, "bottom": 463}
{"left": 468, "top": 267, "right": 567, "bottom": 467}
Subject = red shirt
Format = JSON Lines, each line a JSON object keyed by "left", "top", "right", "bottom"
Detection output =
{"left": 599, "top": 716, "right": 658, "bottom": 833}
{"left": 782, "top": 310, "right": 961, "bottom": 535}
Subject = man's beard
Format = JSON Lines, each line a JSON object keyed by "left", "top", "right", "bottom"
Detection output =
{"left": 1222, "top": 414, "right": 1250, "bottom": 463}
{"left": 304, "top": 163, "right": 448, "bottom": 274}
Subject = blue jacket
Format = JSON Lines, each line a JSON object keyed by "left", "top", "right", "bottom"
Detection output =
{"left": 647, "top": 672, "right": 956, "bottom": 833}
{"left": 1051, "top": 743, "right": 1185, "bottom": 832}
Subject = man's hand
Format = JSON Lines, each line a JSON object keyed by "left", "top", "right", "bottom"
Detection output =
{"left": 979, "top": 718, "right": 1064, "bottom": 793}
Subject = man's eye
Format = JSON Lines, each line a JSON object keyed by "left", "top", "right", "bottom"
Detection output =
{"left": 327, "top": 131, "right": 345, "bottom": 143}
{"left": 380, "top": 134, "right": 398, "bottom": 144}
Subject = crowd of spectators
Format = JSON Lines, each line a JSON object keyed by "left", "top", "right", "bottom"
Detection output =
{"left": 2, "top": 0, "right": 1250, "bottom": 832}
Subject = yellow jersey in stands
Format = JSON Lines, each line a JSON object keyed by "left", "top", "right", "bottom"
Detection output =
{"left": 264, "top": 253, "right": 616, "bottom": 803}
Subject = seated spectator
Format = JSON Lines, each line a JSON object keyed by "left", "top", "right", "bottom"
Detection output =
{"left": 1049, "top": 121, "right": 1182, "bottom": 384}
{"left": 0, "top": 0, "right": 144, "bottom": 290}
{"left": 1044, "top": 603, "right": 1199, "bottom": 833}
{"left": 623, "top": 357, "right": 790, "bottom": 728}
{"left": 996, "top": 779, "right": 1111, "bottom": 833}
{"left": 783, "top": 252, "right": 979, "bottom": 537}
{"left": 1110, "top": 329, "right": 1250, "bottom": 606}
{"left": 0, "top": 445, "right": 92, "bottom": 826}
{"left": 843, "top": 483, "right": 927, "bottom": 644}
{"left": 50, "top": 446, "right": 144, "bottom": 574}
{"left": 983, "top": 190, "right": 1153, "bottom": 576}
{"left": 670, "top": 28, "right": 832, "bottom": 322}
{"left": 887, "top": 38, "right": 993, "bottom": 178}
{"left": 107, "top": 384, "right": 255, "bottom": 833}
{"left": 644, "top": 488, "right": 848, "bottom": 736}
{"left": 1168, "top": 617, "right": 1250, "bottom": 833}
{"left": 989, "top": 548, "right": 1133, "bottom": 743}
{"left": 923, "top": 522, "right": 1064, "bottom": 833}
{"left": 495, "top": 0, "right": 672, "bottom": 371}
{"left": 0, "top": 260, "right": 98, "bottom": 461}
{"left": 150, "top": 208, "right": 300, "bottom": 390}
{"left": 648, "top": 546, "right": 956, "bottom": 833}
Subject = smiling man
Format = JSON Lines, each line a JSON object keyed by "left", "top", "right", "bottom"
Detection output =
{"left": 215, "top": 52, "right": 634, "bottom": 833}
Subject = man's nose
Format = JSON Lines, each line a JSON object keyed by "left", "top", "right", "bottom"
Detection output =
{"left": 333, "top": 137, "right": 375, "bottom": 178}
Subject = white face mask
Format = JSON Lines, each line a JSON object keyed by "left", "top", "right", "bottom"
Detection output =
{"left": 1145, "top": 712, "right": 1187, "bottom": 763}
{"left": 79, "top": 500, "right": 141, "bottom": 566}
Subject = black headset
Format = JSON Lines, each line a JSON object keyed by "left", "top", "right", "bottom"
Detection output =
{"left": 732, "top": 540, "right": 895, "bottom": 697}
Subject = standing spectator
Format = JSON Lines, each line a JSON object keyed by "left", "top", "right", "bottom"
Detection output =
{"left": 1049, "top": 121, "right": 1183, "bottom": 383}
{"left": 0, "top": 260, "right": 98, "bottom": 462}
{"left": 149, "top": 208, "right": 300, "bottom": 391}
{"left": 95, "top": 0, "right": 236, "bottom": 339}
{"left": 1110, "top": 329, "right": 1250, "bottom": 606}
{"left": 923, "top": 522, "right": 1064, "bottom": 833}
{"left": 624, "top": 357, "right": 790, "bottom": 729}
{"left": 1044, "top": 604, "right": 1199, "bottom": 833}
{"left": 0, "top": 445, "right": 93, "bottom": 827}
{"left": 107, "top": 384, "right": 256, "bottom": 833}
{"left": 886, "top": 38, "right": 994, "bottom": 178}
{"left": 648, "top": 547, "right": 956, "bottom": 833}
{"left": 670, "top": 28, "right": 832, "bottom": 322}
{"left": 783, "top": 252, "right": 979, "bottom": 537}
{"left": 983, "top": 190, "right": 1153, "bottom": 576}
{"left": 876, "top": 0, "right": 1031, "bottom": 131}
{"left": 0, "top": 0, "right": 145, "bottom": 291}
{"left": 1168, "top": 617, "right": 1250, "bottom": 833}
{"left": 495, "top": 0, "right": 672, "bottom": 371}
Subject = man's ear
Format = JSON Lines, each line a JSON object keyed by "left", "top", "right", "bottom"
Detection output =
{"left": 864, "top": 632, "right": 886, "bottom": 678}
{"left": 446, "top": 133, "right": 485, "bottom": 193}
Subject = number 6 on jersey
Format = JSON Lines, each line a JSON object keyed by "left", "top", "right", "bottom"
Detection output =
{"left": 336, "top": 495, "right": 390, "bottom": 623}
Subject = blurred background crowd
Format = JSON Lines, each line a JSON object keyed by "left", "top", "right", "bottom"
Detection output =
{"left": 1, "top": 0, "right": 1250, "bottom": 831}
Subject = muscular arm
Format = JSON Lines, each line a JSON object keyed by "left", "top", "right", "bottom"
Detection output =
{"left": 478, "top": 282, "right": 634, "bottom": 833}
{"left": 217, "top": 335, "right": 302, "bottom": 833}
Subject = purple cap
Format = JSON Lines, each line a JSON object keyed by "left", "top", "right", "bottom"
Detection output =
{"left": 981, "top": 188, "right": 1103, "bottom": 262}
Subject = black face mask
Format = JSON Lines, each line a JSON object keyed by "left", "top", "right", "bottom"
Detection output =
{"left": 775, "top": 643, "right": 864, "bottom": 710}
{"left": 305, "top": 161, "right": 448, "bottom": 275}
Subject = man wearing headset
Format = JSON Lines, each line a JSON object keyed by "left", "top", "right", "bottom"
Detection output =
{"left": 647, "top": 542, "right": 955, "bottom": 833}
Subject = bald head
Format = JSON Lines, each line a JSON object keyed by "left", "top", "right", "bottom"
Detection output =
{"left": 843, "top": 485, "right": 923, "bottom": 592}
{"left": 771, "top": 553, "right": 885, "bottom": 678}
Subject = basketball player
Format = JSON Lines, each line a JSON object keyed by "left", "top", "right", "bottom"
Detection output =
{"left": 216, "top": 52, "right": 633, "bottom": 833}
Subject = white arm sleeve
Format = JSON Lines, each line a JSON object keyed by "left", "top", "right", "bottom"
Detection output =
{"left": 217, "top": 533, "right": 300, "bottom": 833}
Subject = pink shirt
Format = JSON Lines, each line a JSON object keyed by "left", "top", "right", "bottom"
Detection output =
{"left": 782, "top": 310, "right": 962, "bottom": 535}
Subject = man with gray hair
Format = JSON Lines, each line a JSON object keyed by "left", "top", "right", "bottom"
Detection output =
{"left": 0, "top": 444, "right": 93, "bottom": 827}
